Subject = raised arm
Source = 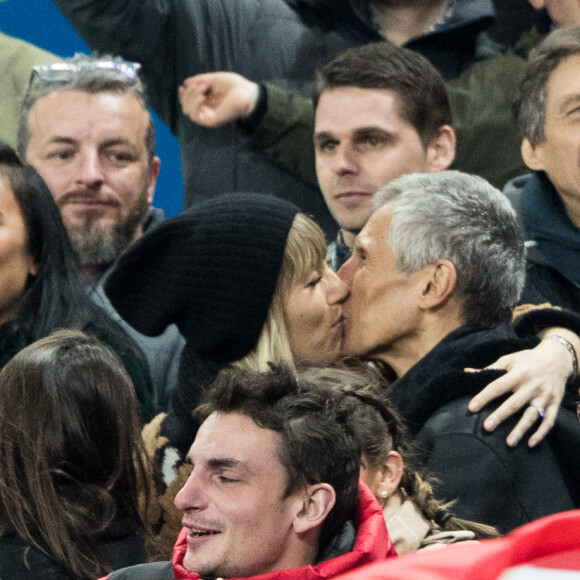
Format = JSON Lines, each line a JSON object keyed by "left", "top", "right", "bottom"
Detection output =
{"left": 51, "top": 0, "right": 250, "bottom": 130}
{"left": 180, "top": 72, "right": 319, "bottom": 186}
{"left": 179, "top": 72, "right": 260, "bottom": 128}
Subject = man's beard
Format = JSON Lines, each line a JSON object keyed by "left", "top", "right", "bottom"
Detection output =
{"left": 67, "top": 191, "right": 149, "bottom": 269}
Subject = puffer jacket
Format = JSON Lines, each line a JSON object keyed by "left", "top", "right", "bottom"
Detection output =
{"left": 101, "top": 482, "right": 397, "bottom": 579}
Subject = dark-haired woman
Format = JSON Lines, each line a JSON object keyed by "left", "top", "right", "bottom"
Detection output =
{"left": 0, "top": 142, "right": 154, "bottom": 421}
{"left": 0, "top": 330, "right": 151, "bottom": 579}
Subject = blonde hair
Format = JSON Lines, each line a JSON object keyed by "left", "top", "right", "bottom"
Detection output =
{"left": 231, "top": 213, "right": 326, "bottom": 371}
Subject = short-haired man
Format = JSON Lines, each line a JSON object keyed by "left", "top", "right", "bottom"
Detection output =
{"left": 338, "top": 170, "right": 580, "bottom": 534}
{"left": 178, "top": 42, "right": 456, "bottom": 271}
{"left": 19, "top": 55, "right": 159, "bottom": 280}
{"left": 101, "top": 366, "right": 396, "bottom": 579}
{"left": 312, "top": 42, "right": 455, "bottom": 270}
{"left": 18, "top": 54, "right": 184, "bottom": 409}
{"left": 508, "top": 26, "right": 580, "bottom": 311}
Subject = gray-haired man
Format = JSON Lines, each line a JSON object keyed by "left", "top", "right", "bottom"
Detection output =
{"left": 338, "top": 170, "right": 580, "bottom": 534}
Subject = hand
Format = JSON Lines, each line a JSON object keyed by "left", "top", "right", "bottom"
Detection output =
{"left": 466, "top": 336, "right": 574, "bottom": 448}
{"left": 178, "top": 72, "right": 260, "bottom": 127}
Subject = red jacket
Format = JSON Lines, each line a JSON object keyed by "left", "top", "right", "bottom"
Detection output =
{"left": 102, "top": 482, "right": 396, "bottom": 579}
{"left": 333, "top": 509, "right": 580, "bottom": 580}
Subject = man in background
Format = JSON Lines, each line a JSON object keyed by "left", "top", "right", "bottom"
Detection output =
{"left": 18, "top": 54, "right": 183, "bottom": 409}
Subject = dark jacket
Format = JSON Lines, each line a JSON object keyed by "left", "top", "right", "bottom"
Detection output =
{"left": 0, "top": 519, "right": 146, "bottom": 580}
{"left": 0, "top": 316, "right": 155, "bottom": 424}
{"left": 91, "top": 207, "right": 185, "bottom": 412}
{"left": 53, "top": 0, "right": 494, "bottom": 237}
{"left": 504, "top": 172, "right": 580, "bottom": 312}
{"left": 389, "top": 321, "right": 580, "bottom": 535}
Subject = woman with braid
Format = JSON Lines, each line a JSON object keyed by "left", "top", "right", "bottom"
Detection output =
{"left": 298, "top": 365, "right": 499, "bottom": 554}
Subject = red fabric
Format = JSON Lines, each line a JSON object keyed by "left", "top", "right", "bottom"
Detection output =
{"left": 169, "top": 481, "right": 396, "bottom": 580}
{"left": 333, "top": 509, "right": 580, "bottom": 580}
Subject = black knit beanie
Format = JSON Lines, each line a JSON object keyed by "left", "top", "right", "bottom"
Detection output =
{"left": 105, "top": 192, "right": 299, "bottom": 366}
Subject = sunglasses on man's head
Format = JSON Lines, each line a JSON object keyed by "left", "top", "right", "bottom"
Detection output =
{"left": 31, "top": 59, "right": 141, "bottom": 83}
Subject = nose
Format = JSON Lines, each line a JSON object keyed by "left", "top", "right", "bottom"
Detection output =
{"left": 325, "top": 265, "right": 349, "bottom": 304}
{"left": 337, "top": 257, "right": 355, "bottom": 286}
{"left": 76, "top": 150, "right": 105, "bottom": 188}
{"left": 332, "top": 143, "right": 358, "bottom": 175}
{"left": 174, "top": 464, "right": 206, "bottom": 511}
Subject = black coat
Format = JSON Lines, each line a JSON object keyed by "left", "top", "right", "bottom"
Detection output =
{"left": 390, "top": 323, "right": 580, "bottom": 534}
{"left": 0, "top": 519, "right": 146, "bottom": 580}
{"left": 504, "top": 172, "right": 580, "bottom": 313}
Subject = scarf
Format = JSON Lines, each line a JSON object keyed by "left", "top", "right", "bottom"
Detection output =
{"left": 521, "top": 172, "right": 580, "bottom": 287}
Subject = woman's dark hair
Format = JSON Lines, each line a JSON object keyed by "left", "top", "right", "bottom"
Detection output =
{"left": 0, "top": 142, "right": 93, "bottom": 341}
{"left": 0, "top": 143, "right": 151, "bottom": 418}
{"left": 298, "top": 364, "right": 499, "bottom": 540}
{"left": 0, "top": 330, "right": 151, "bottom": 579}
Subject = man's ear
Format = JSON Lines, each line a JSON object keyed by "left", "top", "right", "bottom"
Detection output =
{"left": 373, "top": 451, "right": 404, "bottom": 500}
{"left": 521, "top": 138, "right": 545, "bottom": 172}
{"left": 418, "top": 260, "right": 457, "bottom": 309}
{"left": 426, "top": 125, "right": 456, "bottom": 172}
{"left": 147, "top": 155, "right": 161, "bottom": 204}
{"left": 293, "top": 483, "right": 336, "bottom": 534}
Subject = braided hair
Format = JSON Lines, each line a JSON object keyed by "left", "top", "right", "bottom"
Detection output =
{"left": 297, "top": 363, "right": 499, "bottom": 539}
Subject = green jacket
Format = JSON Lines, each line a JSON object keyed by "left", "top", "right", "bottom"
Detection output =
{"left": 0, "top": 32, "right": 60, "bottom": 147}
{"left": 242, "top": 33, "right": 544, "bottom": 190}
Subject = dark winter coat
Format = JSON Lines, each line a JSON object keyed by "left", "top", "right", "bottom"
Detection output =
{"left": 390, "top": 320, "right": 580, "bottom": 534}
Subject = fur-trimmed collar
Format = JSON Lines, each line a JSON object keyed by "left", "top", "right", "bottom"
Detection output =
{"left": 390, "top": 325, "right": 539, "bottom": 438}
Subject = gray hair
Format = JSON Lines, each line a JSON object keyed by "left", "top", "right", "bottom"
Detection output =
{"left": 514, "top": 27, "right": 580, "bottom": 146}
{"left": 17, "top": 53, "right": 156, "bottom": 161}
{"left": 372, "top": 171, "right": 526, "bottom": 327}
